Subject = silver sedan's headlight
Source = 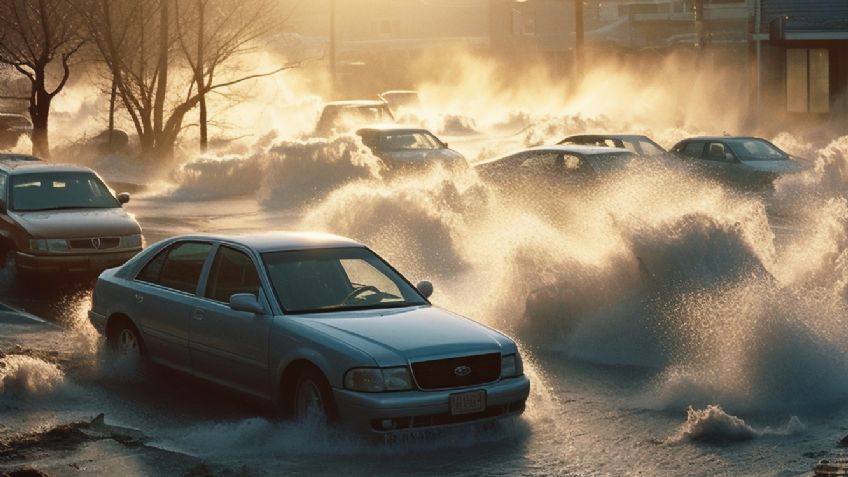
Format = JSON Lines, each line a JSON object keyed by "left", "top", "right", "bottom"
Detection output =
{"left": 119, "top": 234, "right": 143, "bottom": 249}
{"left": 29, "top": 238, "right": 69, "bottom": 253}
{"left": 501, "top": 353, "right": 524, "bottom": 378}
{"left": 344, "top": 366, "right": 413, "bottom": 392}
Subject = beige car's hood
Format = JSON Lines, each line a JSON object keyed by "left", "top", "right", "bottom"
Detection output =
{"left": 10, "top": 208, "right": 141, "bottom": 238}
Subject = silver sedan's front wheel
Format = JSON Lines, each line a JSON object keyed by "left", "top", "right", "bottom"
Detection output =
{"left": 293, "top": 368, "right": 336, "bottom": 425}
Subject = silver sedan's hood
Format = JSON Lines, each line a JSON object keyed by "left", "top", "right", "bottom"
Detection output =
{"left": 290, "top": 306, "right": 514, "bottom": 366}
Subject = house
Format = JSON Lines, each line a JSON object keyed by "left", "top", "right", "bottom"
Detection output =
{"left": 754, "top": 0, "right": 848, "bottom": 120}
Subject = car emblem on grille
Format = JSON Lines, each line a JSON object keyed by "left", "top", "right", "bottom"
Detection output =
{"left": 454, "top": 365, "right": 471, "bottom": 377}
{"left": 91, "top": 237, "right": 101, "bottom": 249}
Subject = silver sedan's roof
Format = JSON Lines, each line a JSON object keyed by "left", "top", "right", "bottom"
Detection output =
{"left": 171, "top": 231, "right": 364, "bottom": 253}
{"left": 356, "top": 124, "right": 430, "bottom": 133}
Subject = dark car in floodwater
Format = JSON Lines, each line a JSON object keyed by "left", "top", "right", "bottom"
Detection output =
{"left": 475, "top": 145, "right": 636, "bottom": 189}
{"left": 315, "top": 100, "right": 395, "bottom": 137}
{"left": 670, "top": 136, "right": 805, "bottom": 190}
{"left": 357, "top": 125, "right": 468, "bottom": 173}
{"left": 558, "top": 134, "right": 666, "bottom": 157}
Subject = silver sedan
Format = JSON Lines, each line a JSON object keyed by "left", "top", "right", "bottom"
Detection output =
{"left": 88, "top": 232, "right": 530, "bottom": 433}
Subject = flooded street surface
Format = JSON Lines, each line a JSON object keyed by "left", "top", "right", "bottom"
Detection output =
{"left": 4, "top": 154, "right": 848, "bottom": 476}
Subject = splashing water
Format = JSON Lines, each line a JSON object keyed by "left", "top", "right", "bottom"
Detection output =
{"left": 0, "top": 355, "right": 65, "bottom": 398}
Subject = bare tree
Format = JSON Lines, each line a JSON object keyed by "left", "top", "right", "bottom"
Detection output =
{"left": 175, "top": 0, "right": 280, "bottom": 152}
{"left": 81, "top": 0, "right": 299, "bottom": 161}
{"left": 0, "top": 0, "right": 84, "bottom": 157}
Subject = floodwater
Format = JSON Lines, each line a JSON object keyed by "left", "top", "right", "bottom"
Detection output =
{"left": 3, "top": 127, "right": 848, "bottom": 476}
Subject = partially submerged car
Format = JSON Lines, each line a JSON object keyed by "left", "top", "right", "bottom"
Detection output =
{"left": 378, "top": 90, "right": 422, "bottom": 115}
{"left": 475, "top": 145, "right": 637, "bottom": 188}
{"left": 670, "top": 136, "right": 805, "bottom": 190}
{"left": 0, "top": 113, "right": 33, "bottom": 149}
{"left": 356, "top": 125, "right": 468, "bottom": 173}
{"left": 558, "top": 134, "right": 666, "bottom": 157}
{"left": 89, "top": 232, "right": 529, "bottom": 433}
{"left": 0, "top": 160, "right": 142, "bottom": 273}
{"left": 315, "top": 100, "right": 395, "bottom": 137}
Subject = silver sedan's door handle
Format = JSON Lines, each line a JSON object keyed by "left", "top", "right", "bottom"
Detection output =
{"left": 192, "top": 309, "right": 205, "bottom": 321}
{"left": 134, "top": 294, "right": 144, "bottom": 303}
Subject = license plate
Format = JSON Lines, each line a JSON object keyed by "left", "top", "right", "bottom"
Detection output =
{"left": 450, "top": 390, "right": 486, "bottom": 415}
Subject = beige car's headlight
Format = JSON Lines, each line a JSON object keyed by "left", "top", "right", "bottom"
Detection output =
{"left": 344, "top": 366, "right": 413, "bottom": 392}
{"left": 29, "top": 239, "right": 69, "bottom": 253}
{"left": 119, "top": 234, "right": 143, "bottom": 248}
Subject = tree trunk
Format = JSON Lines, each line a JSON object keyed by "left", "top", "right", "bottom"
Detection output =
{"left": 108, "top": 72, "right": 117, "bottom": 153}
{"left": 153, "top": 0, "right": 169, "bottom": 156}
{"left": 29, "top": 67, "right": 51, "bottom": 158}
{"left": 196, "top": 0, "right": 207, "bottom": 152}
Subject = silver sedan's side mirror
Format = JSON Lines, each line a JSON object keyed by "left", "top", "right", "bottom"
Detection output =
{"left": 229, "top": 293, "right": 264, "bottom": 314}
{"left": 416, "top": 280, "right": 433, "bottom": 299}
{"left": 117, "top": 192, "right": 131, "bottom": 204}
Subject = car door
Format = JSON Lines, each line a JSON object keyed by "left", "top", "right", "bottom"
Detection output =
{"left": 132, "top": 240, "right": 214, "bottom": 371}
{"left": 189, "top": 244, "right": 272, "bottom": 397}
{"left": 702, "top": 141, "right": 742, "bottom": 184}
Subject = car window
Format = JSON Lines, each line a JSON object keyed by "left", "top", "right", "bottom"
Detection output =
{"left": 9, "top": 172, "right": 119, "bottom": 212}
{"left": 205, "top": 246, "right": 261, "bottom": 302}
{"left": 137, "top": 241, "right": 212, "bottom": 294}
{"left": 681, "top": 141, "right": 706, "bottom": 158}
{"left": 705, "top": 142, "right": 734, "bottom": 162}
{"left": 725, "top": 139, "right": 787, "bottom": 161}
{"left": 0, "top": 173, "right": 6, "bottom": 207}
{"left": 519, "top": 152, "right": 560, "bottom": 171}
{"left": 263, "top": 247, "right": 427, "bottom": 314}
{"left": 340, "top": 258, "right": 403, "bottom": 298}
{"left": 379, "top": 131, "right": 442, "bottom": 150}
{"left": 637, "top": 140, "right": 665, "bottom": 156}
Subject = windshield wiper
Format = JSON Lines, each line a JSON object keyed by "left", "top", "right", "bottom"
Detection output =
{"left": 15, "top": 205, "right": 113, "bottom": 212}
{"left": 288, "top": 301, "right": 427, "bottom": 315}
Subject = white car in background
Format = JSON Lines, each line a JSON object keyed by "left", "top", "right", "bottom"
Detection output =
{"left": 89, "top": 232, "right": 530, "bottom": 433}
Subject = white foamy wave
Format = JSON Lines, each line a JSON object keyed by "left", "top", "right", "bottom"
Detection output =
{"left": 645, "top": 279, "right": 848, "bottom": 413}
{"left": 0, "top": 355, "right": 66, "bottom": 398}
{"left": 171, "top": 153, "right": 264, "bottom": 200}
{"left": 670, "top": 405, "right": 803, "bottom": 444}
{"left": 259, "top": 135, "right": 384, "bottom": 209}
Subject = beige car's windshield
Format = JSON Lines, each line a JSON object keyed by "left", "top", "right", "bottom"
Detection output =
{"left": 10, "top": 172, "right": 120, "bottom": 212}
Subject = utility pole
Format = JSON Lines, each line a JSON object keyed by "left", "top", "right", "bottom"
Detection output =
{"left": 694, "top": 0, "right": 705, "bottom": 54}
{"left": 329, "top": 0, "right": 337, "bottom": 96}
{"left": 574, "top": 0, "right": 584, "bottom": 79}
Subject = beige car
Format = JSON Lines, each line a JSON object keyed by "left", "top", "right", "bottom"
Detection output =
{"left": 0, "top": 158, "right": 143, "bottom": 273}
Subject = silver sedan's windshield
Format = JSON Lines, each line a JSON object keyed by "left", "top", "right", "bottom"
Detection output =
{"left": 263, "top": 247, "right": 428, "bottom": 314}
{"left": 10, "top": 172, "right": 120, "bottom": 212}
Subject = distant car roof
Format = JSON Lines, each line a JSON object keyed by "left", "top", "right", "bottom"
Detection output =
{"left": 167, "top": 231, "right": 364, "bottom": 253}
{"left": 0, "top": 153, "right": 42, "bottom": 163}
{"left": 527, "top": 145, "right": 636, "bottom": 156}
{"left": 677, "top": 136, "right": 764, "bottom": 142}
{"left": 323, "top": 100, "right": 388, "bottom": 108}
{"left": 380, "top": 90, "right": 418, "bottom": 96}
{"left": 562, "top": 134, "right": 654, "bottom": 140}
{"left": 356, "top": 125, "right": 433, "bottom": 134}
{"left": 0, "top": 161, "right": 96, "bottom": 175}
